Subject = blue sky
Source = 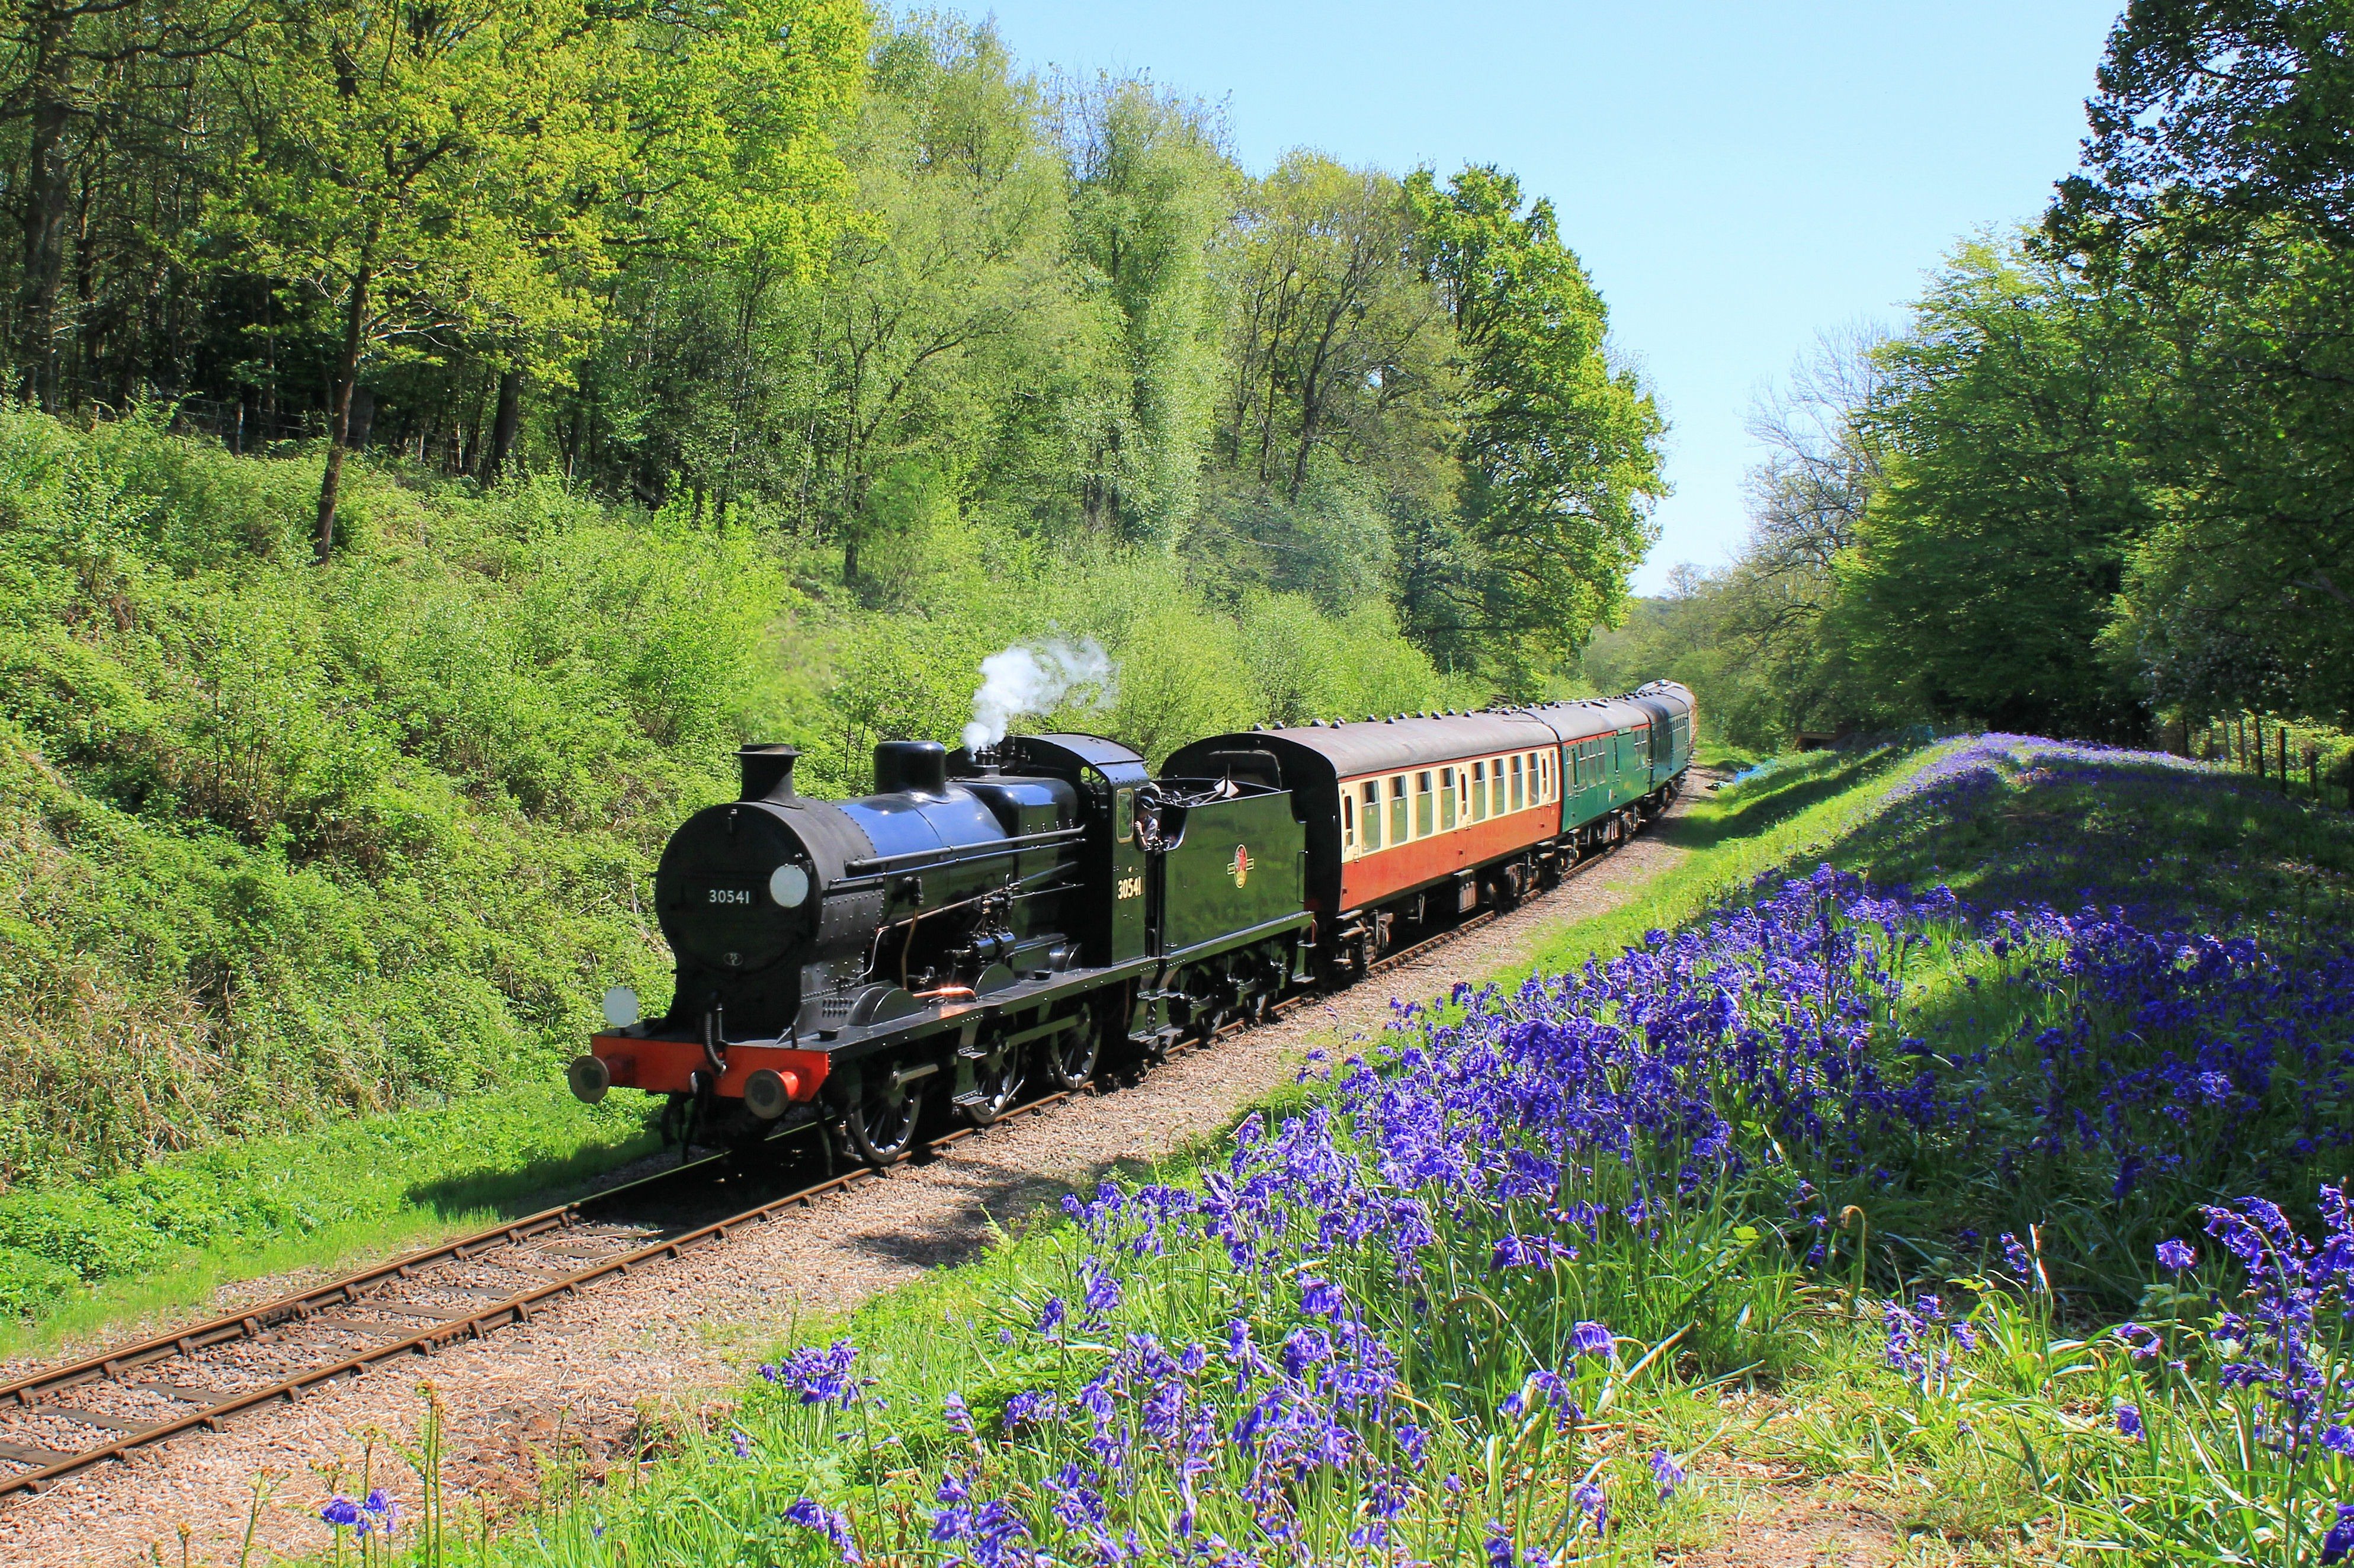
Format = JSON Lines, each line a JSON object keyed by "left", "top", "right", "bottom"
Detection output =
{"left": 975, "top": 0, "right": 2124, "bottom": 593}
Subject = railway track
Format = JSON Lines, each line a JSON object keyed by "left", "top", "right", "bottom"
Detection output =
{"left": 0, "top": 828, "right": 1632, "bottom": 1499}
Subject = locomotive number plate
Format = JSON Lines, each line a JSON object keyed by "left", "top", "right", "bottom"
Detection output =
{"left": 1115, "top": 874, "right": 1143, "bottom": 900}
{"left": 707, "top": 887, "right": 754, "bottom": 906}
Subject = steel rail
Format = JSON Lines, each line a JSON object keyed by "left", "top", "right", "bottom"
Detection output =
{"left": 0, "top": 800, "right": 1664, "bottom": 1499}
{"left": 0, "top": 1094, "right": 1069, "bottom": 1497}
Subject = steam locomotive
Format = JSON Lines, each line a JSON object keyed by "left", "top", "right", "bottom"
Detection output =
{"left": 567, "top": 684, "right": 1695, "bottom": 1163}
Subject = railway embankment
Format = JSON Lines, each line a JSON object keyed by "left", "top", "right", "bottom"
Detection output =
{"left": 149, "top": 735, "right": 2344, "bottom": 1568}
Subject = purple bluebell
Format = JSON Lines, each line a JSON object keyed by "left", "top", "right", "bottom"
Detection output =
{"left": 2325, "top": 1505, "right": 2354, "bottom": 1567}
{"left": 784, "top": 1498, "right": 862, "bottom": 1564}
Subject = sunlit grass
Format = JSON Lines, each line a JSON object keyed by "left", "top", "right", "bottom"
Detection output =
{"left": 0, "top": 1083, "right": 658, "bottom": 1358}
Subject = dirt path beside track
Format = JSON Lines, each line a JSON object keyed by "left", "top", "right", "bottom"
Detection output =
{"left": 2, "top": 779, "right": 1712, "bottom": 1567}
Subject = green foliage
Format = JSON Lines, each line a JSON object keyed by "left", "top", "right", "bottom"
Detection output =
{"left": 0, "top": 405, "right": 781, "bottom": 1185}
{"left": 1840, "top": 241, "right": 2158, "bottom": 739}
{"left": 1635, "top": 16, "right": 2354, "bottom": 745}
{"left": 1402, "top": 165, "right": 1667, "bottom": 693}
{"left": 0, "top": 4, "right": 1670, "bottom": 698}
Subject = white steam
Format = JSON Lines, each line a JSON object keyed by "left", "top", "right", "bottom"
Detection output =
{"left": 961, "top": 637, "right": 1117, "bottom": 752}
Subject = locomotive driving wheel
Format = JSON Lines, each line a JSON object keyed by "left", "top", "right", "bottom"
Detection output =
{"left": 843, "top": 1074, "right": 925, "bottom": 1166}
{"left": 1043, "top": 1003, "right": 1099, "bottom": 1091}
{"left": 960, "top": 1038, "right": 1024, "bottom": 1127}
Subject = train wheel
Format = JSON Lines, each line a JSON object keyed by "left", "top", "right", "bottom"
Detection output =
{"left": 1044, "top": 1005, "right": 1099, "bottom": 1091}
{"left": 960, "top": 1042, "right": 1024, "bottom": 1127}
{"left": 844, "top": 1079, "right": 924, "bottom": 1166}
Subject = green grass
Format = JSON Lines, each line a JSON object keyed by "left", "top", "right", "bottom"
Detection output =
{"left": 0, "top": 1083, "right": 658, "bottom": 1355}
{"left": 1512, "top": 740, "right": 1930, "bottom": 979}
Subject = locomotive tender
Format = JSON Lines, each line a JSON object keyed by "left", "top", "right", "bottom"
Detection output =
{"left": 567, "top": 683, "right": 1695, "bottom": 1164}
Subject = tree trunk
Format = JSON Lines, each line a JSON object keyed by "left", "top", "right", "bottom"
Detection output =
{"left": 481, "top": 367, "right": 522, "bottom": 484}
{"left": 315, "top": 231, "right": 376, "bottom": 564}
{"left": 18, "top": 23, "right": 74, "bottom": 411}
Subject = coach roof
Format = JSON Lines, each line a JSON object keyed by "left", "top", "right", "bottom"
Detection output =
{"left": 1166, "top": 710, "right": 1566, "bottom": 783}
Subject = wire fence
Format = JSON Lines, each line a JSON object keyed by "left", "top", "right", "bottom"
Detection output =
{"left": 2169, "top": 713, "right": 2354, "bottom": 812}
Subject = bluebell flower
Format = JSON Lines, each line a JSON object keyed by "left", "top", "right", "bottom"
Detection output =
{"left": 2324, "top": 1505, "right": 2354, "bottom": 1567}
{"left": 1651, "top": 1449, "right": 1685, "bottom": 1498}
{"left": 2115, "top": 1403, "right": 2143, "bottom": 1440}
{"left": 319, "top": 1496, "right": 358, "bottom": 1529}
{"left": 784, "top": 1498, "right": 862, "bottom": 1564}
{"left": 2157, "top": 1238, "right": 2195, "bottom": 1272}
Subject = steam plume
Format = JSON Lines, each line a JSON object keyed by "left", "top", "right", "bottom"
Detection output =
{"left": 962, "top": 638, "right": 1117, "bottom": 752}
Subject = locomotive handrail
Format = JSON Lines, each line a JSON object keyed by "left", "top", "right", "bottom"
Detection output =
{"left": 839, "top": 825, "right": 1087, "bottom": 878}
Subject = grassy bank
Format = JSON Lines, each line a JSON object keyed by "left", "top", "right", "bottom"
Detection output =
{"left": 0, "top": 1085, "right": 657, "bottom": 1353}
{"left": 288, "top": 737, "right": 2354, "bottom": 1568}
{"left": 0, "top": 405, "right": 1477, "bottom": 1320}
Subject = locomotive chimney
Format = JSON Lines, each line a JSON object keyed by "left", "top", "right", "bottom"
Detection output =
{"left": 873, "top": 739, "right": 950, "bottom": 796}
{"left": 737, "top": 743, "right": 800, "bottom": 801}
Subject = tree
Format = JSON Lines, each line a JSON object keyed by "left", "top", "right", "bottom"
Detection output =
{"left": 1402, "top": 165, "right": 1665, "bottom": 692}
{"left": 1059, "top": 76, "right": 1230, "bottom": 544}
{"left": 2042, "top": 1, "right": 2354, "bottom": 722}
{"left": 213, "top": 0, "right": 863, "bottom": 560}
{"left": 1713, "top": 326, "right": 1888, "bottom": 736}
{"left": 1217, "top": 153, "right": 1451, "bottom": 504}
{"left": 0, "top": 0, "right": 247, "bottom": 408}
{"left": 1840, "top": 241, "right": 2157, "bottom": 737}
{"left": 2052, "top": 0, "right": 2354, "bottom": 255}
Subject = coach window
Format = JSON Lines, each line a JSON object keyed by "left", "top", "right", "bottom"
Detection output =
{"left": 1439, "top": 767, "right": 1457, "bottom": 830}
{"left": 1470, "top": 759, "right": 1487, "bottom": 822}
{"left": 1361, "top": 781, "right": 1382, "bottom": 851}
{"left": 1415, "top": 771, "right": 1434, "bottom": 836}
{"left": 1341, "top": 790, "right": 1356, "bottom": 856}
{"left": 1390, "top": 775, "right": 1409, "bottom": 845}
{"left": 1510, "top": 753, "right": 1524, "bottom": 812}
{"left": 1490, "top": 758, "right": 1505, "bottom": 817}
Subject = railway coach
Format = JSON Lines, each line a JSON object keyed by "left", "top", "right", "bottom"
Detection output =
{"left": 1163, "top": 680, "right": 1694, "bottom": 978}
{"left": 569, "top": 682, "right": 1694, "bottom": 1166}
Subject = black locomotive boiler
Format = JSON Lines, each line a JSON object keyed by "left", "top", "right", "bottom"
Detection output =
{"left": 569, "top": 686, "right": 1694, "bottom": 1164}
